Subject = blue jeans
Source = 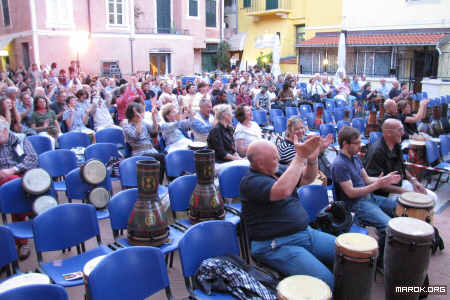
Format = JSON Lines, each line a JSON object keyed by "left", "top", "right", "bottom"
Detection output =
{"left": 251, "top": 226, "right": 336, "bottom": 289}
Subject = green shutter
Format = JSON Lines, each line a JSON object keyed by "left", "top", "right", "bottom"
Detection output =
{"left": 243, "top": 0, "right": 251, "bottom": 8}
{"left": 189, "top": 0, "right": 198, "bottom": 17}
{"left": 266, "top": 0, "right": 278, "bottom": 10}
{"left": 206, "top": 0, "right": 216, "bottom": 27}
{"left": 157, "top": 0, "right": 171, "bottom": 33}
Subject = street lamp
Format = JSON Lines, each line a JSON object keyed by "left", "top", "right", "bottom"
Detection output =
{"left": 69, "top": 32, "right": 89, "bottom": 73}
{"left": 323, "top": 58, "right": 329, "bottom": 72}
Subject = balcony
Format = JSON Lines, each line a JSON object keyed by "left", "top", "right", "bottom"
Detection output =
{"left": 244, "top": 0, "right": 292, "bottom": 18}
{"left": 135, "top": 26, "right": 190, "bottom": 35}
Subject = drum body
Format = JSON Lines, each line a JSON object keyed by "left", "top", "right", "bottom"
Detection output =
{"left": 407, "top": 140, "right": 426, "bottom": 177}
{"left": 83, "top": 255, "right": 106, "bottom": 300}
{"left": 396, "top": 192, "right": 434, "bottom": 224}
{"left": 384, "top": 217, "right": 434, "bottom": 300}
{"left": 365, "top": 111, "right": 379, "bottom": 137}
{"left": 0, "top": 273, "right": 50, "bottom": 294}
{"left": 277, "top": 275, "right": 332, "bottom": 300}
{"left": 88, "top": 187, "right": 110, "bottom": 210}
{"left": 333, "top": 233, "right": 378, "bottom": 300}
{"left": 22, "top": 168, "right": 52, "bottom": 195}
{"left": 33, "top": 195, "right": 58, "bottom": 215}
{"left": 81, "top": 159, "right": 107, "bottom": 185}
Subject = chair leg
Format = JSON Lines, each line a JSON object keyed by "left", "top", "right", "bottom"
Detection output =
{"left": 169, "top": 252, "right": 174, "bottom": 268}
{"left": 432, "top": 174, "right": 442, "bottom": 191}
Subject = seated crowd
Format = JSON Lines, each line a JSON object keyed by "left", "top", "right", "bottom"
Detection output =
{"left": 0, "top": 62, "right": 448, "bottom": 290}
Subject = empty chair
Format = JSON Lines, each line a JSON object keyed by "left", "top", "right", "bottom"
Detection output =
{"left": 322, "top": 110, "right": 333, "bottom": 124}
{"left": 0, "top": 226, "right": 20, "bottom": 278}
{"left": 425, "top": 140, "right": 450, "bottom": 190}
{"left": 335, "top": 99, "right": 347, "bottom": 108}
{"left": 319, "top": 124, "right": 337, "bottom": 142}
{"left": 87, "top": 247, "right": 173, "bottom": 300}
{"left": 39, "top": 149, "right": 78, "bottom": 192}
{"left": 273, "top": 116, "right": 287, "bottom": 135}
{"left": 252, "top": 109, "right": 268, "bottom": 126}
{"left": 218, "top": 164, "right": 249, "bottom": 213}
{"left": 57, "top": 131, "right": 91, "bottom": 149}
{"left": 165, "top": 149, "right": 195, "bottom": 179}
{"left": 334, "top": 108, "right": 346, "bottom": 122}
{"left": 439, "top": 134, "right": 450, "bottom": 162}
{"left": 178, "top": 221, "right": 240, "bottom": 299}
{"left": 351, "top": 118, "right": 365, "bottom": 135}
{"left": 26, "top": 135, "right": 52, "bottom": 155}
{"left": 324, "top": 100, "right": 335, "bottom": 113}
{"left": 337, "top": 120, "right": 351, "bottom": 133}
{"left": 0, "top": 284, "right": 68, "bottom": 300}
{"left": 304, "top": 112, "right": 315, "bottom": 129}
{"left": 285, "top": 107, "right": 299, "bottom": 119}
{"left": 32, "top": 203, "right": 112, "bottom": 287}
{"left": 269, "top": 108, "right": 283, "bottom": 123}
{"left": 368, "top": 131, "right": 382, "bottom": 145}
{"left": 299, "top": 104, "right": 312, "bottom": 117}
{"left": 84, "top": 143, "right": 120, "bottom": 165}
{"left": 95, "top": 128, "right": 125, "bottom": 149}
{"left": 144, "top": 100, "right": 152, "bottom": 112}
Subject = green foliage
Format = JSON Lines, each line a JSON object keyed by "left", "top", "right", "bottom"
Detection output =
{"left": 256, "top": 52, "right": 273, "bottom": 68}
{"left": 215, "top": 41, "right": 231, "bottom": 71}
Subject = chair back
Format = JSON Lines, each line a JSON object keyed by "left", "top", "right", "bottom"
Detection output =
{"left": 337, "top": 120, "right": 351, "bottom": 133}
{"left": 319, "top": 124, "right": 337, "bottom": 141}
{"left": 32, "top": 203, "right": 100, "bottom": 252}
{"left": 335, "top": 99, "right": 347, "bottom": 108}
{"left": 0, "top": 226, "right": 18, "bottom": 269}
{"left": 85, "top": 143, "right": 120, "bottom": 164}
{"left": 108, "top": 188, "right": 138, "bottom": 232}
{"left": 334, "top": 108, "right": 345, "bottom": 122}
{"left": 299, "top": 105, "right": 312, "bottom": 117}
{"left": 88, "top": 247, "right": 172, "bottom": 300}
{"left": 144, "top": 100, "right": 152, "bottom": 112}
{"left": 65, "top": 167, "right": 112, "bottom": 201}
{"left": 439, "top": 135, "right": 450, "bottom": 158}
{"left": 26, "top": 136, "right": 52, "bottom": 155}
{"left": 351, "top": 117, "right": 365, "bottom": 134}
{"left": 323, "top": 110, "right": 333, "bottom": 124}
{"left": 39, "top": 149, "right": 78, "bottom": 178}
{"left": 304, "top": 112, "right": 315, "bottom": 129}
{"left": 425, "top": 140, "right": 441, "bottom": 165}
{"left": 325, "top": 100, "right": 335, "bottom": 112}
{"left": 58, "top": 132, "right": 91, "bottom": 149}
{"left": 0, "top": 284, "right": 68, "bottom": 300}
{"left": 298, "top": 185, "right": 329, "bottom": 222}
{"left": 218, "top": 165, "right": 249, "bottom": 199}
{"left": 269, "top": 108, "right": 283, "bottom": 122}
{"left": 165, "top": 150, "right": 195, "bottom": 178}
{"left": 252, "top": 109, "right": 268, "bottom": 126}
{"left": 168, "top": 174, "right": 197, "bottom": 212}
{"left": 95, "top": 128, "right": 125, "bottom": 149}
{"left": 285, "top": 107, "right": 299, "bottom": 119}
{"left": 0, "top": 178, "right": 33, "bottom": 214}
{"left": 368, "top": 131, "right": 382, "bottom": 144}
{"left": 273, "top": 116, "right": 287, "bottom": 135}
{"left": 119, "top": 156, "right": 154, "bottom": 188}
{"left": 178, "top": 221, "right": 240, "bottom": 278}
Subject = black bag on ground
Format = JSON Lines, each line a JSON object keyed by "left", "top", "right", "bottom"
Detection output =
{"left": 311, "top": 201, "right": 352, "bottom": 236}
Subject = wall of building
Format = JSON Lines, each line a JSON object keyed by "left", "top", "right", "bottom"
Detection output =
{"left": 0, "top": 0, "right": 32, "bottom": 35}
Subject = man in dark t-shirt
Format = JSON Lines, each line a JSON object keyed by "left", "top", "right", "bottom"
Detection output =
{"left": 240, "top": 138, "right": 335, "bottom": 288}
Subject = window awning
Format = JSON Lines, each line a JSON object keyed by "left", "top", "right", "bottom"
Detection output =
{"left": 0, "top": 36, "right": 14, "bottom": 51}
{"left": 296, "top": 31, "right": 449, "bottom": 48}
{"left": 227, "top": 33, "right": 247, "bottom": 51}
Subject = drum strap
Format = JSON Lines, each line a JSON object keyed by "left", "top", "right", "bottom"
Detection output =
{"left": 432, "top": 226, "right": 445, "bottom": 254}
{"left": 337, "top": 253, "right": 376, "bottom": 265}
{"left": 387, "top": 234, "right": 433, "bottom": 249}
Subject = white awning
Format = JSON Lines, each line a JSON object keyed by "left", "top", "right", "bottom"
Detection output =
{"left": 0, "top": 36, "right": 14, "bottom": 50}
{"left": 228, "top": 33, "right": 247, "bottom": 51}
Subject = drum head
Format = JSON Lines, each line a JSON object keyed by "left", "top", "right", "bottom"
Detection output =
{"left": 83, "top": 255, "right": 106, "bottom": 277}
{"left": 189, "top": 141, "right": 207, "bottom": 151}
{"left": 82, "top": 159, "right": 107, "bottom": 185}
{"left": 22, "top": 168, "right": 51, "bottom": 195}
{"left": 0, "top": 273, "right": 50, "bottom": 294}
{"left": 33, "top": 195, "right": 58, "bottom": 215}
{"left": 88, "top": 187, "right": 110, "bottom": 209}
{"left": 388, "top": 217, "right": 434, "bottom": 240}
{"left": 399, "top": 192, "right": 434, "bottom": 208}
{"left": 335, "top": 233, "right": 378, "bottom": 258}
{"left": 277, "top": 275, "right": 332, "bottom": 300}
{"left": 409, "top": 140, "right": 425, "bottom": 146}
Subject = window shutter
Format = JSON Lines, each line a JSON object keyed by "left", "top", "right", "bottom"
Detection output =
{"left": 206, "top": 0, "right": 216, "bottom": 27}
{"left": 189, "top": 0, "right": 198, "bottom": 17}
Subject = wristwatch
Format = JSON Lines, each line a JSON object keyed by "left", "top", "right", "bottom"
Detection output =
{"left": 13, "top": 166, "right": 20, "bottom": 174}
{"left": 410, "top": 177, "right": 417, "bottom": 183}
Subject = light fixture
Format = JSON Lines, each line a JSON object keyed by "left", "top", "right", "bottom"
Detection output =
{"left": 0, "top": 50, "right": 8, "bottom": 56}
{"left": 323, "top": 58, "right": 329, "bottom": 66}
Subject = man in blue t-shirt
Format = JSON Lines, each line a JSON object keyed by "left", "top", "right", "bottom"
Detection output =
{"left": 240, "top": 138, "right": 335, "bottom": 288}
{"left": 330, "top": 126, "right": 401, "bottom": 268}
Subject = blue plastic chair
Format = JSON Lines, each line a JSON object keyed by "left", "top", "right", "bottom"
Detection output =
{"left": 304, "top": 112, "right": 315, "bottom": 129}
{"left": 285, "top": 107, "right": 299, "bottom": 119}
{"left": 168, "top": 175, "right": 240, "bottom": 230}
{"left": 85, "top": 143, "right": 120, "bottom": 165}
{"left": 65, "top": 167, "right": 112, "bottom": 220}
{"left": 273, "top": 116, "right": 287, "bottom": 135}
{"left": 144, "top": 100, "right": 152, "bottom": 112}
{"left": 298, "top": 185, "right": 368, "bottom": 235}
{"left": 368, "top": 131, "right": 382, "bottom": 145}
{"left": 439, "top": 135, "right": 450, "bottom": 162}
{"left": 32, "top": 203, "right": 113, "bottom": 287}
{"left": 334, "top": 108, "right": 345, "bottom": 122}
{"left": 57, "top": 132, "right": 91, "bottom": 149}
{"left": 325, "top": 100, "right": 335, "bottom": 113}
{"left": 337, "top": 120, "right": 351, "bottom": 133}
{"left": 0, "top": 284, "right": 68, "bottom": 300}
{"left": 119, "top": 155, "right": 168, "bottom": 196}
{"left": 299, "top": 104, "right": 312, "bottom": 117}
{"left": 218, "top": 165, "right": 249, "bottom": 214}
{"left": 323, "top": 110, "right": 333, "bottom": 124}
{"left": 425, "top": 140, "right": 450, "bottom": 190}
{"left": 335, "top": 99, "right": 347, "bottom": 108}
{"left": 252, "top": 109, "right": 268, "bottom": 126}
{"left": 165, "top": 149, "right": 195, "bottom": 179}
{"left": 269, "top": 108, "right": 283, "bottom": 123}
{"left": 38, "top": 149, "right": 78, "bottom": 192}
{"left": 351, "top": 118, "right": 365, "bottom": 134}
{"left": 320, "top": 124, "right": 337, "bottom": 142}
{"left": 0, "top": 226, "right": 20, "bottom": 278}
{"left": 95, "top": 128, "right": 125, "bottom": 150}
{"left": 178, "top": 221, "right": 240, "bottom": 299}
{"left": 87, "top": 247, "right": 173, "bottom": 300}
{"left": 26, "top": 135, "right": 52, "bottom": 155}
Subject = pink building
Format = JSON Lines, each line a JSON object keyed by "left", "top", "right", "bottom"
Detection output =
{"left": 0, "top": 0, "right": 225, "bottom": 76}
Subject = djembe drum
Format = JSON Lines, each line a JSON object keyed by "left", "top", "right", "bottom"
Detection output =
{"left": 333, "top": 233, "right": 378, "bottom": 300}
{"left": 22, "top": 168, "right": 58, "bottom": 215}
{"left": 127, "top": 160, "right": 169, "bottom": 246}
{"left": 430, "top": 105, "right": 443, "bottom": 137}
{"left": 80, "top": 159, "right": 111, "bottom": 209}
{"left": 396, "top": 192, "right": 434, "bottom": 224}
{"left": 314, "top": 106, "right": 324, "bottom": 130}
{"left": 407, "top": 140, "right": 426, "bottom": 178}
{"left": 277, "top": 275, "right": 332, "bottom": 300}
{"left": 188, "top": 149, "right": 225, "bottom": 223}
{"left": 384, "top": 217, "right": 434, "bottom": 300}
{"left": 83, "top": 255, "right": 106, "bottom": 299}
{"left": 0, "top": 273, "right": 50, "bottom": 294}
{"left": 365, "top": 110, "right": 379, "bottom": 137}
{"left": 189, "top": 141, "right": 207, "bottom": 151}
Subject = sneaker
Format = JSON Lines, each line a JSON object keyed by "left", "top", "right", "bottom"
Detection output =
{"left": 18, "top": 244, "right": 31, "bottom": 261}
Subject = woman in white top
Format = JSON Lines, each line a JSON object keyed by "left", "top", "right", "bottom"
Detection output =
{"left": 234, "top": 104, "right": 262, "bottom": 157}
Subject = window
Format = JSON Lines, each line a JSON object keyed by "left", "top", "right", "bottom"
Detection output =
{"left": 296, "top": 25, "right": 305, "bottom": 44}
{"left": 352, "top": 49, "right": 391, "bottom": 76}
{"left": 1, "top": 0, "right": 10, "bottom": 26}
{"left": 206, "top": 0, "right": 216, "bottom": 27}
{"left": 149, "top": 53, "right": 171, "bottom": 76}
{"left": 46, "top": 0, "right": 74, "bottom": 28}
{"left": 243, "top": 0, "right": 251, "bottom": 8}
{"left": 108, "top": 0, "right": 125, "bottom": 25}
{"left": 157, "top": 0, "right": 171, "bottom": 33}
{"left": 189, "top": 0, "right": 198, "bottom": 17}
{"left": 299, "top": 48, "right": 338, "bottom": 74}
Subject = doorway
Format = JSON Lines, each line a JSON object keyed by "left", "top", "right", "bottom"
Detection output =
{"left": 22, "top": 42, "right": 30, "bottom": 69}
{"left": 149, "top": 53, "right": 171, "bottom": 76}
{"left": 413, "top": 49, "right": 438, "bottom": 93}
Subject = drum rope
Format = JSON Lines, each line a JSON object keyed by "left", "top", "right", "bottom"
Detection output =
{"left": 387, "top": 234, "right": 434, "bottom": 249}
{"left": 403, "top": 161, "right": 450, "bottom": 175}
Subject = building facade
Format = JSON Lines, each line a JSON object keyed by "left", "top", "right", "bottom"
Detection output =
{"left": 0, "top": 0, "right": 225, "bottom": 76}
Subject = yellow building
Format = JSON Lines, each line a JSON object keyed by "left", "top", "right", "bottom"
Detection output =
{"left": 237, "top": 0, "right": 343, "bottom": 73}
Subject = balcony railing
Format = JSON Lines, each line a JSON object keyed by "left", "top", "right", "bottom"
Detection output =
{"left": 245, "top": 0, "right": 292, "bottom": 16}
{"left": 135, "top": 26, "right": 190, "bottom": 35}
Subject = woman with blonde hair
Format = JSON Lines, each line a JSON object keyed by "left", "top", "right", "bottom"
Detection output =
{"left": 160, "top": 103, "right": 194, "bottom": 153}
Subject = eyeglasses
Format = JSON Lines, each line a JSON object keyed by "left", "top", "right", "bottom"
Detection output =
{"left": 349, "top": 140, "right": 362, "bottom": 145}
{"left": 386, "top": 128, "right": 405, "bottom": 134}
